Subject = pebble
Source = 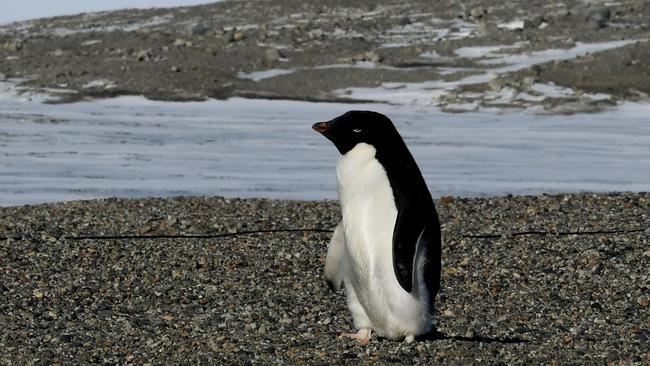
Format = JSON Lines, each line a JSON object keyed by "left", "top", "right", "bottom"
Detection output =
{"left": 399, "top": 16, "right": 412, "bottom": 26}
{"left": 136, "top": 49, "right": 152, "bottom": 61}
{"left": 262, "top": 48, "right": 281, "bottom": 65}
{"left": 3, "top": 40, "right": 24, "bottom": 51}
{"left": 229, "top": 31, "right": 245, "bottom": 42}
{"left": 33, "top": 289, "right": 44, "bottom": 299}
{"left": 190, "top": 23, "right": 209, "bottom": 36}
{"left": 352, "top": 51, "right": 382, "bottom": 63}
{"left": 587, "top": 7, "right": 611, "bottom": 29}
{"left": 524, "top": 15, "right": 546, "bottom": 29}
{"left": 308, "top": 29, "right": 324, "bottom": 39}
{"left": 205, "top": 46, "right": 218, "bottom": 56}
{"left": 488, "top": 76, "right": 507, "bottom": 91}
{"left": 470, "top": 7, "right": 486, "bottom": 20}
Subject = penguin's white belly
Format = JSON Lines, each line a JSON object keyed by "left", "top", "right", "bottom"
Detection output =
{"left": 336, "top": 143, "right": 429, "bottom": 339}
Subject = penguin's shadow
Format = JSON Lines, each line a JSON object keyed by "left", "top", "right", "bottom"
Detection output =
{"left": 415, "top": 329, "right": 529, "bottom": 344}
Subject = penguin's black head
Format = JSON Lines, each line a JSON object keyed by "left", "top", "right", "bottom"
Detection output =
{"left": 312, "top": 111, "right": 400, "bottom": 155}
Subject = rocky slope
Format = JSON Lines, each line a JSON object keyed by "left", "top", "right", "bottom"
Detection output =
{"left": 1, "top": 0, "right": 649, "bottom": 111}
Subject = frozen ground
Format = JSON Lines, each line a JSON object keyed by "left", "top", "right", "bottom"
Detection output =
{"left": 1, "top": 84, "right": 649, "bottom": 206}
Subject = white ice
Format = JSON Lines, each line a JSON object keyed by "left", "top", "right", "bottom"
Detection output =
{"left": 498, "top": 20, "right": 525, "bottom": 31}
{"left": 454, "top": 42, "right": 529, "bottom": 59}
{"left": 1, "top": 86, "right": 649, "bottom": 207}
{"left": 237, "top": 69, "right": 296, "bottom": 82}
{"left": 237, "top": 61, "right": 406, "bottom": 82}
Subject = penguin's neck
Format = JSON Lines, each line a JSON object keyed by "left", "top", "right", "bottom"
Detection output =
{"left": 336, "top": 143, "right": 379, "bottom": 198}
{"left": 336, "top": 142, "right": 397, "bottom": 218}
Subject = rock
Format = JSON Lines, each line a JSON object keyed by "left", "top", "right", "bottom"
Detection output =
{"left": 173, "top": 38, "right": 187, "bottom": 47}
{"left": 33, "top": 289, "right": 44, "bottom": 299}
{"left": 138, "top": 27, "right": 153, "bottom": 34}
{"left": 476, "top": 21, "right": 489, "bottom": 35}
{"left": 262, "top": 48, "right": 281, "bottom": 65}
{"left": 521, "top": 76, "right": 537, "bottom": 89}
{"left": 229, "top": 31, "right": 245, "bottom": 42}
{"left": 3, "top": 40, "right": 23, "bottom": 52}
{"left": 206, "top": 46, "right": 218, "bottom": 56}
{"left": 136, "top": 49, "right": 151, "bottom": 62}
{"left": 488, "top": 76, "right": 507, "bottom": 91}
{"left": 587, "top": 7, "right": 611, "bottom": 28}
{"left": 307, "top": 29, "right": 324, "bottom": 40}
{"left": 366, "top": 51, "right": 382, "bottom": 63}
{"left": 440, "top": 196, "right": 455, "bottom": 205}
{"left": 190, "top": 23, "right": 209, "bottom": 36}
{"left": 171, "top": 66, "right": 181, "bottom": 72}
{"left": 470, "top": 7, "right": 486, "bottom": 20}
{"left": 524, "top": 15, "right": 546, "bottom": 29}
{"left": 0, "top": 73, "right": 5, "bottom": 81}
{"left": 352, "top": 51, "right": 382, "bottom": 63}
{"left": 399, "top": 16, "right": 411, "bottom": 26}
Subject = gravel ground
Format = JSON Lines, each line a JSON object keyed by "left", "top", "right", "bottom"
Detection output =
{"left": 1, "top": 193, "right": 648, "bottom": 364}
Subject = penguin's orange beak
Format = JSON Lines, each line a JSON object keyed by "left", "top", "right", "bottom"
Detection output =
{"left": 312, "top": 121, "right": 329, "bottom": 134}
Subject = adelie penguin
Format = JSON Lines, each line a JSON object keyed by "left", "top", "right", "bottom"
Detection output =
{"left": 312, "top": 111, "right": 442, "bottom": 344}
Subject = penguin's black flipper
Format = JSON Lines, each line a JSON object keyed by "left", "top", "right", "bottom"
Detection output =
{"left": 393, "top": 204, "right": 442, "bottom": 301}
{"left": 392, "top": 205, "right": 424, "bottom": 293}
{"left": 412, "top": 225, "right": 441, "bottom": 308}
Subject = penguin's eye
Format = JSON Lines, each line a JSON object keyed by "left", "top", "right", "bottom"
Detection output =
{"left": 352, "top": 129, "right": 362, "bottom": 133}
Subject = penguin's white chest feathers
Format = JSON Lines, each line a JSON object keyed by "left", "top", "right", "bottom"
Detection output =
{"left": 336, "top": 143, "right": 398, "bottom": 274}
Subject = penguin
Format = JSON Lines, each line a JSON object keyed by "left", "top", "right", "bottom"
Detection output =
{"left": 312, "top": 110, "right": 441, "bottom": 344}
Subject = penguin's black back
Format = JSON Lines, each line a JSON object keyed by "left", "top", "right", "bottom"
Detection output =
{"left": 378, "top": 131, "right": 441, "bottom": 296}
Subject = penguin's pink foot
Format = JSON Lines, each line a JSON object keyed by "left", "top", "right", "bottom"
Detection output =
{"left": 339, "top": 328, "right": 372, "bottom": 345}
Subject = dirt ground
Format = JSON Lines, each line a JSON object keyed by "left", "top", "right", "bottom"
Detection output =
{"left": 1, "top": 0, "right": 649, "bottom": 110}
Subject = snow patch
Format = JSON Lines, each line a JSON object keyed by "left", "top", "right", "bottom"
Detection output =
{"left": 237, "top": 69, "right": 296, "bottom": 82}
{"left": 498, "top": 20, "right": 525, "bottom": 30}
{"left": 82, "top": 79, "right": 116, "bottom": 89}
